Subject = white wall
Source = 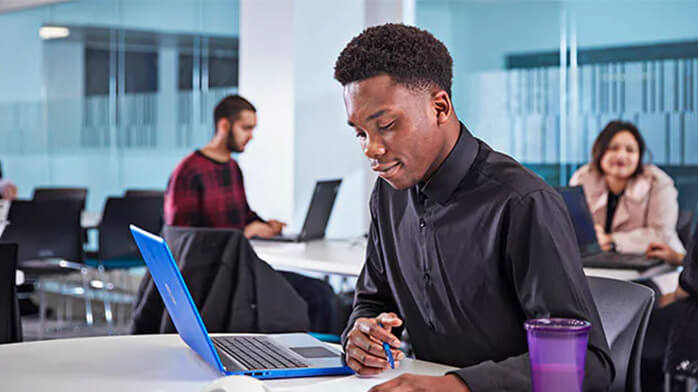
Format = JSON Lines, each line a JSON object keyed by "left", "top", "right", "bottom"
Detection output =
{"left": 240, "top": 0, "right": 414, "bottom": 238}
{"left": 292, "top": 0, "right": 366, "bottom": 237}
{"left": 238, "top": 0, "right": 296, "bottom": 225}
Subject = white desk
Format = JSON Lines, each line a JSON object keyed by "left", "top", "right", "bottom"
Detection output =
{"left": 252, "top": 239, "right": 676, "bottom": 285}
{"left": 251, "top": 239, "right": 366, "bottom": 277}
{"left": 0, "top": 334, "right": 455, "bottom": 392}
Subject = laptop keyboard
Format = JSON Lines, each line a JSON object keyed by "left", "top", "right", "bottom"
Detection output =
{"left": 582, "top": 251, "right": 662, "bottom": 269}
{"left": 212, "top": 336, "right": 309, "bottom": 370}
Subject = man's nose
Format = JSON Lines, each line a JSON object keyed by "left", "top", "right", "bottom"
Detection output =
{"left": 363, "top": 137, "right": 386, "bottom": 159}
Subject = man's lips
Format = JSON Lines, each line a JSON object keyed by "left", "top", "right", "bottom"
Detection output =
{"left": 372, "top": 162, "right": 400, "bottom": 173}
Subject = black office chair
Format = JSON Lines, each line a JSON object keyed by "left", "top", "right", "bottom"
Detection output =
{"left": 84, "top": 196, "right": 163, "bottom": 326}
{"left": 677, "top": 210, "right": 695, "bottom": 251}
{"left": 0, "top": 199, "right": 93, "bottom": 335}
{"left": 677, "top": 182, "right": 698, "bottom": 225}
{"left": 587, "top": 276, "right": 655, "bottom": 392}
{"left": 32, "top": 187, "right": 87, "bottom": 208}
{"left": 2, "top": 200, "right": 84, "bottom": 270}
{"left": 87, "top": 195, "right": 163, "bottom": 265}
{"left": 33, "top": 187, "right": 89, "bottom": 241}
{"left": 124, "top": 189, "right": 164, "bottom": 198}
{"left": 0, "top": 243, "right": 22, "bottom": 344}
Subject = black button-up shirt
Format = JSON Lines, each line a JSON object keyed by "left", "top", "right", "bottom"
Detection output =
{"left": 342, "top": 124, "right": 613, "bottom": 391}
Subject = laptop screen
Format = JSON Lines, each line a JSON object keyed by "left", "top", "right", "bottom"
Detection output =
{"left": 299, "top": 179, "right": 341, "bottom": 240}
{"left": 557, "top": 186, "right": 601, "bottom": 256}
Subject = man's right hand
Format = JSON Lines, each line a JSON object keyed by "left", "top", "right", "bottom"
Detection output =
{"left": 345, "top": 312, "right": 405, "bottom": 376}
{"left": 243, "top": 221, "right": 277, "bottom": 239}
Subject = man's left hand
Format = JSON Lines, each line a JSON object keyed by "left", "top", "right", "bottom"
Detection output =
{"left": 0, "top": 180, "right": 17, "bottom": 200}
{"left": 368, "top": 374, "right": 470, "bottom": 392}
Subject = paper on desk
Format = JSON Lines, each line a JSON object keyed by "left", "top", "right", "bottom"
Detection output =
{"left": 271, "top": 368, "right": 411, "bottom": 392}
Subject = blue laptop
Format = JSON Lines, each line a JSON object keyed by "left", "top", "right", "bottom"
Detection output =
{"left": 129, "top": 225, "right": 353, "bottom": 379}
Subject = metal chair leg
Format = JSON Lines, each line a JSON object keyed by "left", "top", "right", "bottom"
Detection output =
{"left": 38, "top": 281, "right": 46, "bottom": 340}
{"left": 80, "top": 267, "right": 93, "bottom": 326}
{"left": 98, "top": 264, "right": 113, "bottom": 333}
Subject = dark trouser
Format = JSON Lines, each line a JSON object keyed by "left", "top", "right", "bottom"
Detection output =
{"left": 280, "top": 271, "right": 336, "bottom": 333}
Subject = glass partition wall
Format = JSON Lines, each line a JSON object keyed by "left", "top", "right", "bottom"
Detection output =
{"left": 417, "top": 0, "right": 698, "bottom": 194}
{"left": 0, "top": 0, "right": 239, "bottom": 211}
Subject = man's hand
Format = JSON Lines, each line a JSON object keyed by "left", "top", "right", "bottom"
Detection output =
{"left": 369, "top": 374, "right": 470, "bottom": 392}
{"left": 646, "top": 242, "right": 684, "bottom": 266}
{"left": 243, "top": 221, "right": 277, "bottom": 239}
{"left": 266, "top": 219, "right": 286, "bottom": 235}
{"left": 0, "top": 180, "right": 17, "bottom": 200}
{"left": 345, "top": 312, "right": 404, "bottom": 376}
{"left": 594, "top": 225, "right": 613, "bottom": 251}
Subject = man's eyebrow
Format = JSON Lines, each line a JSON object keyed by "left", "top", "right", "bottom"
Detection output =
{"left": 347, "top": 109, "right": 388, "bottom": 128}
{"left": 366, "top": 110, "right": 386, "bottom": 122}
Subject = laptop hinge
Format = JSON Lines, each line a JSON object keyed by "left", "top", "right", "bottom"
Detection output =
{"left": 214, "top": 344, "right": 246, "bottom": 371}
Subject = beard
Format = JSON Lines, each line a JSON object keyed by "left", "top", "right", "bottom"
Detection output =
{"left": 226, "top": 125, "right": 243, "bottom": 153}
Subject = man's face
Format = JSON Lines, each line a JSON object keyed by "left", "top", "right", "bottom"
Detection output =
{"left": 227, "top": 110, "right": 257, "bottom": 153}
{"left": 344, "top": 74, "right": 449, "bottom": 190}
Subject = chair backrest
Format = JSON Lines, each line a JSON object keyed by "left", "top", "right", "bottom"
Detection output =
{"left": 0, "top": 200, "right": 84, "bottom": 262}
{"left": 0, "top": 242, "right": 22, "bottom": 343}
{"left": 98, "top": 196, "right": 164, "bottom": 260}
{"left": 587, "top": 277, "right": 655, "bottom": 392}
{"left": 32, "top": 187, "right": 87, "bottom": 210}
{"left": 124, "top": 189, "right": 164, "bottom": 198}
{"left": 678, "top": 209, "right": 695, "bottom": 251}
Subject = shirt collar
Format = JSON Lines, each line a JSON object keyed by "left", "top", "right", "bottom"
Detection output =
{"left": 419, "top": 123, "right": 479, "bottom": 205}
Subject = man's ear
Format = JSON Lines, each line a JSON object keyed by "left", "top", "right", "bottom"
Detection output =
{"left": 216, "top": 118, "right": 231, "bottom": 135}
{"left": 432, "top": 90, "right": 452, "bottom": 125}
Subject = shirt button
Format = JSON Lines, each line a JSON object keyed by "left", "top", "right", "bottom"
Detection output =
{"left": 424, "top": 272, "right": 431, "bottom": 283}
{"left": 419, "top": 220, "right": 425, "bottom": 229}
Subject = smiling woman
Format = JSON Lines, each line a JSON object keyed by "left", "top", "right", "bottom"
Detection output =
{"left": 569, "top": 120, "right": 685, "bottom": 256}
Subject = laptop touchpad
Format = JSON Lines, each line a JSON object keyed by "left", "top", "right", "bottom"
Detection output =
{"left": 290, "top": 346, "right": 339, "bottom": 358}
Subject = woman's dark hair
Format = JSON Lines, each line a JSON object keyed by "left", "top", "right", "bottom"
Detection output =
{"left": 591, "top": 120, "right": 646, "bottom": 177}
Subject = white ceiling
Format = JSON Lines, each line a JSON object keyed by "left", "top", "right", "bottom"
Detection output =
{"left": 0, "top": 0, "right": 72, "bottom": 14}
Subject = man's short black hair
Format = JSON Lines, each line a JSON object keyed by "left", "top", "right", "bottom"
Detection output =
{"left": 334, "top": 23, "right": 453, "bottom": 97}
{"left": 213, "top": 95, "right": 256, "bottom": 130}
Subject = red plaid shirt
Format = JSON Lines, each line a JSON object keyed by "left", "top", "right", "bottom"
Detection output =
{"left": 164, "top": 151, "right": 262, "bottom": 229}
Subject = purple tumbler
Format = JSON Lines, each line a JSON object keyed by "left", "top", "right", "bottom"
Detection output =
{"left": 524, "top": 318, "right": 591, "bottom": 392}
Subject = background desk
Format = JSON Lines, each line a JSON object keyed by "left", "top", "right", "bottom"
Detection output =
{"left": 252, "top": 239, "right": 678, "bottom": 290}
{"left": 0, "top": 334, "right": 455, "bottom": 391}
{"left": 251, "top": 239, "right": 366, "bottom": 277}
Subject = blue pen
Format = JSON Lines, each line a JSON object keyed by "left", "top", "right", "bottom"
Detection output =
{"left": 377, "top": 321, "right": 395, "bottom": 369}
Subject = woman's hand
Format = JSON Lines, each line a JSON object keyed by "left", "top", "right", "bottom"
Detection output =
{"left": 594, "top": 225, "right": 614, "bottom": 251}
{"left": 646, "top": 242, "right": 684, "bottom": 266}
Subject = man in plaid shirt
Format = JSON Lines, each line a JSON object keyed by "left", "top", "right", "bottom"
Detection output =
{"left": 164, "top": 95, "right": 336, "bottom": 332}
{"left": 164, "top": 95, "right": 285, "bottom": 237}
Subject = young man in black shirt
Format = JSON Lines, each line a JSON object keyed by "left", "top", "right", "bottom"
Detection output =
{"left": 335, "top": 24, "right": 613, "bottom": 391}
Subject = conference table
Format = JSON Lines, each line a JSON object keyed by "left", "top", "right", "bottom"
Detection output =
{"left": 0, "top": 334, "right": 455, "bottom": 391}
